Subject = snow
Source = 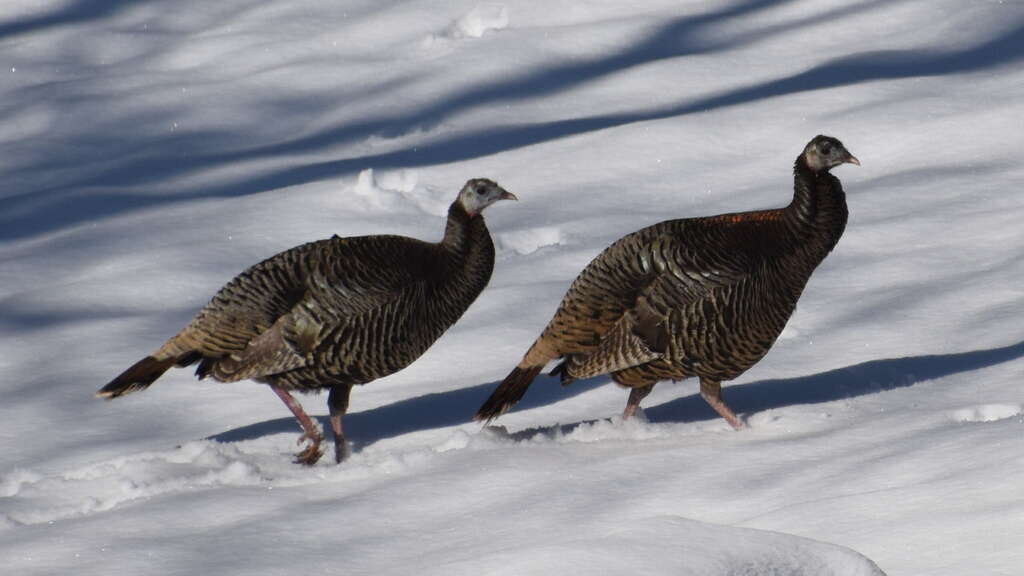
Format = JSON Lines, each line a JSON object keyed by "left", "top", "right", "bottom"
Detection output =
{"left": 445, "top": 4, "right": 509, "bottom": 39}
{"left": 2, "top": 0, "right": 1023, "bottom": 574}
{"left": 495, "top": 225, "right": 564, "bottom": 255}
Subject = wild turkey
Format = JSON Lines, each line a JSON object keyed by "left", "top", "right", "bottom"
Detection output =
{"left": 98, "top": 178, "right": 516, "bottom": 465}
{"left": 476, "top": 136, "right": 858, "bottom": 428}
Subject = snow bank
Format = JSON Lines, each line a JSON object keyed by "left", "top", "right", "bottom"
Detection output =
{"left": 454, "top": 516, "right": 885, "bottom": 576}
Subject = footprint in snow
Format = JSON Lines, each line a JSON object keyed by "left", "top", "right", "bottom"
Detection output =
{"left": 421, "top": 4, "right": 508, "bottom": 49}
{"left": 950, "top": 403, "right": 1022, "bottom": 423}
{"left": 496, "top": 226, "right": 564, "bottom": 255}
{"left": 349, "top": 168, "right": 450, "bottom": 217}
{"left": 445, "top": 4, "right": 509, "bottom": 39}
{"left": 0, "top": 429, "right": 520, "bottom": 526}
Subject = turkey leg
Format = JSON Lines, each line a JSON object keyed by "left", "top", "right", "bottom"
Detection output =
{"left": 622, "top": 384, "right": 655, "bottom": 420}
{"left": 328, "top": 385, "right": 352, "bottom": 464}
{"left": 699, "top": 378, "right": 744, "bottom": 430}
{"left": 271, "top": 385, "right": 323, "bottom": 465}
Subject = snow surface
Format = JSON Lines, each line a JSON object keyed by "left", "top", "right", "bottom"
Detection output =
{"left": 2, "top": 0, "right": 1023, "bottom": 574}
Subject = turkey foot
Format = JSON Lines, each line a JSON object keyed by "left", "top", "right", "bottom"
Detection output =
{"left": 271, "top": 385, "right": 324, "bottom": 465}
{"left": 294, "top": 430, "right": 324, "bottom": 466}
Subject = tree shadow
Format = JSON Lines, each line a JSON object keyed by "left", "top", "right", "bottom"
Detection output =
{"left": 198, "top": 0, "right": 796, "bottom": 160}
{"left": 209, "top": 340, "right": 1024, "bottom": 449}
{"left": 4, "top": 0, "right": 916, "bottom": 241}
{"left": 36, "top": 8, "right": 1021, "bottom": 241}
{"left": 0, "top": 0, "right": 159, "bottom": 40}
{"left": 267, "top": 19, "right": 1024, "bottom": 180}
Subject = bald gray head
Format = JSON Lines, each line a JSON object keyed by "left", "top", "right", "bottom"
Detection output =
{"left": 456, "top": 178, "right": 517, "bottom": 217}
{"left": 803, "top": 135, "right": 860, "bottom": 173}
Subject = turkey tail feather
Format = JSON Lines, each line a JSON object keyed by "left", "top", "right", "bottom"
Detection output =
{"left": 96, "top": 356, "right": 177, "bottom": 399}
{"left": 474, "top": 364, "right": 544, "bottom": 423}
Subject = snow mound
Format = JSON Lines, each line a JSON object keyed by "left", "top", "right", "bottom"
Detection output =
{"left": 349, "top": 168, "right": 449, "bottom": 216}
{"left": 495, "top": 226, "right": 564, "bottom": 255}
{"left": 951, "top": 403, "right": 1022, "bottom": 423}
{"left": 446, "top": 4, "right": 509, "bottom": 39}
{"left": 448, "top": 516, "right": 886, "bottom": 576}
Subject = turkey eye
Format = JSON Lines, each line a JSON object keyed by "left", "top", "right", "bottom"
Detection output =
{"left": 819, "top": 142, "right": 832, "bottom": 154}
{"left": 475, "top": 186, "right": 487, "bottom": 195}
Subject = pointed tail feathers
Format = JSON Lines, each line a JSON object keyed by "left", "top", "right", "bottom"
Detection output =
{"left": 96, "top": 356, "right": 177, "bottom": 399}
{"left": 474, "top": 364, "right": 544, "bottom": 423}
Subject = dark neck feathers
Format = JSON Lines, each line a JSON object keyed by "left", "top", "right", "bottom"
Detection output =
{"left": 443, "top": 202, "right": 484, "bottom": 250}
{"left": 785, "top": 156, "right": 849, "bottom": 254}
{"left": 440, "top": 201, "right": 495, "bottom": 288}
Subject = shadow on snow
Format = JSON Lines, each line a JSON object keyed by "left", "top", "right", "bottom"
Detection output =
{"left": 209, "top": 340, "right": 1024, "bottom": 450}
{"left": 0, "top": 0, "right": 159, "bottom": 39}
{"left": 209, "top": 373, "right": 605, "bottom": 450}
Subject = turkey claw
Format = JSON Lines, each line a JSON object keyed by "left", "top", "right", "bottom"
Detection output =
{"left": 293, "top": 431, "right": 323, "bottom": 466}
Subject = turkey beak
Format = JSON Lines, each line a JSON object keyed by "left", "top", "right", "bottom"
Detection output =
{"left": 845, "top": 154, "right": 860, "bottom": 166}
{"left": 499, "top": 190, "right": 518, "bottom": 201}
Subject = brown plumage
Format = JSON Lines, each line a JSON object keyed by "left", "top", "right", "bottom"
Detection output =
{"left": 99, "top": 178, "right": 516, "bottom": 465}
{"left": 476, "top": 136, "right": 859, "bottom": 427}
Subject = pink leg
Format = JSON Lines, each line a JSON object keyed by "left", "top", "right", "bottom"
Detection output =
{"left": 622, "top": 384, "right": 655, "bottom": 420}
{"left": 700, "top": 379, "right": 744, "bottom": 430}
{"left": 271, "top": 385, "right": 323, "bottom": 465}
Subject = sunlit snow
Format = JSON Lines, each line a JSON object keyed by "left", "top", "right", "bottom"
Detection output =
{"left": 2, "top": 1, "right": 1023, "bottom": 574}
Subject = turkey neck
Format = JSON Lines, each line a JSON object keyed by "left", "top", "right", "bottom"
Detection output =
{"left": 439, "top": 202, "right": 496, "bottom": 293}
{"left": 783, "top": 156, "right": 849, "bottom": 257}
